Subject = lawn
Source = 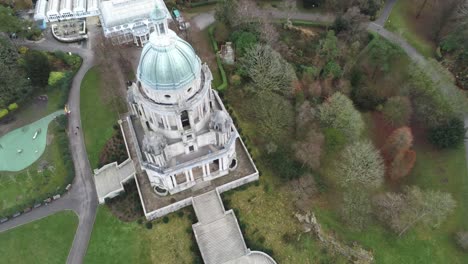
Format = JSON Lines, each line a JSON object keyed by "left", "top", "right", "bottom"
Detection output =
{"left": 85, "top": 206, "right": 196, "bottom": 264}
{"left": 0, "top": 210, "right": 78, "bottom": 264}
{"left": 331, "top": 105, "right": 468, "bottom": 263}
{"left": 314, "top": 142, "right": 468, "bottom": 264}
{"left": 0, "top": 120, "right": 70, "bottom": 218}
{"left": 80, "top": 68, "right": 119, "bottom": 168}
{"left": 385, "top": 0, "right": 435, "bottom": 58}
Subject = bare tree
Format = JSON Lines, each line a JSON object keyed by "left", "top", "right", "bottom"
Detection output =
{"left": 294, "top": 129, "right": 324, "bottom": 170}
{"left": 374, "top": 186, "right": 456, "bottom": 236}
{"left": 336, "top": 140, "right": 385, "bottom": 189}
{"left": 239, "top": 44, "right": 297, "bottom": 95}
{"left": 317, "top": 92, "right": 364, "bottom": 140}
{"left": 456, "top": 231, "right": 468, "bottom": 251}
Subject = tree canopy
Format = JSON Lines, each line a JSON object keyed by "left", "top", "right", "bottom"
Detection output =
{"left": 0, "top": 36, "right": 32, "bottom": 108}
{"left": 374, "top": 186, "right": 456, "bottom": 236}
{"left": 317, "top": 92, "right": 364, "bottom": 140}
{"left": 336, "top": 140, "right": 385, "bottom": 189}
{"left": 23, "top": 50, "right": 51, "bottom": 88}
{"left": 239, "top": 44, "right": 296, "bottom": 95}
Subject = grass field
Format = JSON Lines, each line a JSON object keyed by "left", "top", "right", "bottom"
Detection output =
{"left": 0, "top": 211, "right": 78, "bottom": 264}
{"left": 315, "top": 141, "right": 468, "bottom": 264}
{"left": 80, "top": 68, "right": 119, "bottom": 169}
{"left": 385, "top": 0, "right": 435, "bottom": 58}
{"left": 0, "top": 121, "right": 70, "bottom": 218}
{"left": 85, "top": 206, "right": 196, "bottom": 264}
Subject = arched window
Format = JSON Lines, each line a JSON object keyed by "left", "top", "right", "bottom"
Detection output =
{"left": 165, "top": 94, "right": 171, "bottom": 99}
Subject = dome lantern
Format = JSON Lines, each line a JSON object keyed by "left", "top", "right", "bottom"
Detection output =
{"left": 150, "top": 3, "right": 168, "bottom": 36}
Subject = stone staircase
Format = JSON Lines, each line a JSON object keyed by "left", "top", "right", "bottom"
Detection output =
{"left": 193, "top": 214, "right": 247, "bottom": 264}
{"left": 192, "top": 190, "right": 248, "bottom": 264}
{"left": 192, "top": 190, "right": 224, "bottom": 224}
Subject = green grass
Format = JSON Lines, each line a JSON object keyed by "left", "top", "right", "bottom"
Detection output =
{"left": 385, "top": 0, "right": 435, "bottom": 58}
{"left": 85, "top": 206, "right": 196, "bottom": 264}
{"left": 0, "top": 121, "right": 70, "bottom": 217}
{"left": 317, "top": 115, "right": 468, "bottom": 263}
{"left": 80, "top": 68, "right": 119, "bottom": 168}
{"left": 315, "top": 142, "right": 468, "bottom": 264}
{"left": 0, "top": 210, "right": 78, "bottom": 264}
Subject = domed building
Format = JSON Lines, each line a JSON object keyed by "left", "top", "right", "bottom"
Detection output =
{"left": 127, "top": 4, "right": 240, "bottom": 197}
{"left": 94, "top": 3, "right": 275, "bottom": 263}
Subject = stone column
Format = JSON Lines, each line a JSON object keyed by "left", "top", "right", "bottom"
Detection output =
{"left": 202, "top": 164, "right": 207, "bottom": 176}
{"left": 206, "top": 163, "right": 211, "bottom": 176}
{"left": 171, "top": 175, "right": 178, "bottom": 187}
{"left": 163, "top": 116, "right": 170, "bottom": 129}
{"left": 189, "top": 169, "right": 194, "bottom": 181}
{"left": 185, "top": 171, "right": 190, "bottom": 183}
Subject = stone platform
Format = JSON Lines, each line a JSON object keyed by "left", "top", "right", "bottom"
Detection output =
{"left": 122, "top": 116, "right": 259, "bottom": 220}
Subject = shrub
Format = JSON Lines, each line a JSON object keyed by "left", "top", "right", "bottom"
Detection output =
{"left": 390, "top": 150, "right": 416, "bottom": 181}
{"left": 64, "top": 55, "right": 82, "bottom": 69}
{"left": 230, "top": 30, "right": 258, "bottom": 57}
{"left": 162, "top": 216, "right": 170, "bottom": 223}
{"left": 265, "top": 148, "right": 304, "bottom": 181}
{"left": 382, "top": 127, "right": 414, "bottom": 161}
{"left": 7, "top": 103, "right": 18, "bottom": 111}
{"left": 145, "top": 222, "right": 153, "bottom": 229}
{"left": 428, "top": 118, "right": 465, "bottom": 149}
{"left": 48, "top": 71, "right": 65, "bottom": 86}
{"left": 382, "top": 96, "right": 413, "bottom": 126}
{"left": 230, "top": 74, "right": 242, "bottom": 87}
{"left": 456, "top": 231, "right": 468, "bottom": 251}
{"left": 177, "top": 211, "right": 184, "bottom": 218}
{"left": 0, "top": 109, "right": 9, "bottom": 119}
{"left": 350, "top": 85, "right": 387, "bottom": 111}
{"left": 18, "top": 46, "right": 28, "bottom": 54}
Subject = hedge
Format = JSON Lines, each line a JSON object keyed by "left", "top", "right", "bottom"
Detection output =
{"left": 190, "top": 0, "right": 219, "bottom": 8}
{"left": 208, "top": 25, "right": 228, "bottom": 91}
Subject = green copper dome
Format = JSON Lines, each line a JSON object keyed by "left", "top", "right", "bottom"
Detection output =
{"left": 137, "top": 31, "right": 201, "bottom": 91}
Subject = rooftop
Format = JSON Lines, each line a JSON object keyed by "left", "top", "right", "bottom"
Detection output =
{"left": 100, "top": 0, "right": 169, "bottom": 28}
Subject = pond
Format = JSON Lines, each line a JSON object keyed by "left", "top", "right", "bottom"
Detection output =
{"left": 0, "top": 110, "right": 64, "bottom": 172}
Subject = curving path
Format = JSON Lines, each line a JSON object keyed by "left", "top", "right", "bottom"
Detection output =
{"left": 3, "top": 2, "right": 462, "bottom": 264}
{"left": 0, "top": 35, "right": 97, "bottom": 264}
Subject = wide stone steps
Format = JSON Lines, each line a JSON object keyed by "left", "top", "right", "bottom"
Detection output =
{"left": 193, "top": 213, "right": 247, "bottom": 264}
{"left": 192, "top": 190, "right": 224, "bottom": 224}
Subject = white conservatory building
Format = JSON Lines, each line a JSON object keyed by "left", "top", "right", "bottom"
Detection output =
{"left": 34, "top": 0, "right": 100, "bottom": 22}
{"left": 100, "top": 0, "right": 169, "bottom": 45}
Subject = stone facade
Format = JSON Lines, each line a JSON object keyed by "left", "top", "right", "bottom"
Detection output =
{"left": 127, "top": 3, "right": 239, "bottom": 198}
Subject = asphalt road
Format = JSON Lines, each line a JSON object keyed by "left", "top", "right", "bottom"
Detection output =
{"left": 0, "top": 34, "right": 98, "bottom": 264}
{"left": 2, "top": 1, "right": 465, "bottom": 263}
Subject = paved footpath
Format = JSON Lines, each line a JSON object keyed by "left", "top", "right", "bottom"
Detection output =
{"left": 0, "top": 33, "right": 98, "bottom": 264}
{"left": 2, "top": 1, "right": 466, "bottom": 263}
